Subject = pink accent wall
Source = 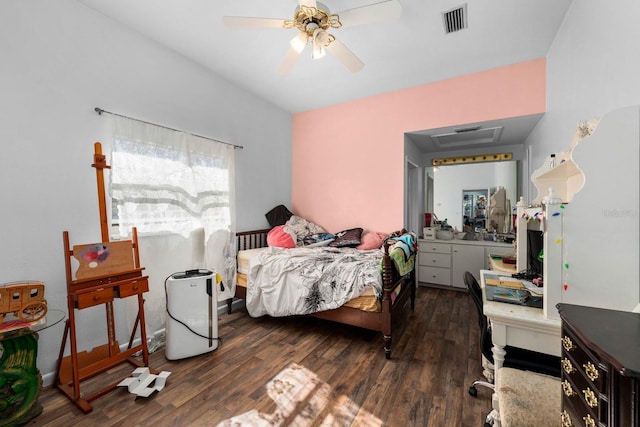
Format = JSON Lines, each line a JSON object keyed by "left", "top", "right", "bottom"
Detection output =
{"left": 292, "top": 58, "right": 547, "bottom": 234}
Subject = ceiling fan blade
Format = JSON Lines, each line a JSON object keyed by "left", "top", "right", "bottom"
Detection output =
{"left": 222, "top": 16, "right": 287, "bottom": 29}
{"left": 336, "top": 0, "right": 402, "bottom": 28}
{"left": 299, "top": 0, "right": 317, "bottom": 8}
{"left": 325, "top": 38, "right": 364, "bottom": 73}
{"left": 277, "top": 47, "right": 303, "bottom": 74}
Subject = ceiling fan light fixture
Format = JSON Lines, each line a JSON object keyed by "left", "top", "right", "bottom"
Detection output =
{"left": 312, "top": 43, "right": 326, "bottom": 59}
{"left": 224, "top": 0, "right": 402, "bottom": 73}
{"left": 290, "top": 32, "right": 308, "bottom": 53}
{"left": 311, "top": 28, "right": 329, "bottom": 59}
{"left": 313, "top": 28, "right": 330, "bottom": 46}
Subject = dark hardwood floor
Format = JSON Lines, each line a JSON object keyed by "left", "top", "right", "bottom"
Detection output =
{"left": 33, "top": 286, "right": 493, "bottom": 426}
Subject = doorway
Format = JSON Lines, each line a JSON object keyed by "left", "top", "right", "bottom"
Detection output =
{"left": 405, "top": 159, "right": 421, "bottom": 234}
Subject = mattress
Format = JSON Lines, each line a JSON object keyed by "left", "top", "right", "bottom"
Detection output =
{"left": 237, "top": 247, "right": 267, "bottom": 274}
{"left": 236, "top": 247, "right": 382, "bottom": 313}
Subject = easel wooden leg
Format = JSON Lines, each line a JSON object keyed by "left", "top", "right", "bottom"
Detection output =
{"left": 106, "top": 302, "right": 118, "bottom": 357}
{"left": 54, "top": 319, "right": 70, "bottom": 387}
{"left": 137, "top": 294, "right": 149, "bottom": 366}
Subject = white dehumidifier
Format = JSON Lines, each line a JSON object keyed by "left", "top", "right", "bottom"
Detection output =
{"left": 165, "top": 269, "right": 219, "bottom": 360}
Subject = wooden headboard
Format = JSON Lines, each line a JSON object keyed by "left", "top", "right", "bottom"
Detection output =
{"left": 236, "top": 229, "right": 270, "bottom": 252}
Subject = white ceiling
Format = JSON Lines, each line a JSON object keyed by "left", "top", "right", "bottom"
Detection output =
{"left": 77, "top": 0, "right": 572, "bottom": 151}
{"left": 407, "top": 113, "right": 544, "bottom": 154}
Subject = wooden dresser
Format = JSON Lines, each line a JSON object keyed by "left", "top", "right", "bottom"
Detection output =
{"left": 557, "top": 303, "right": 640, "bottom": 426}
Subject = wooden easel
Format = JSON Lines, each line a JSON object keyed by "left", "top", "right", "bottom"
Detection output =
{"left": 55, "top": 142, "right": 154, "bottom": 413}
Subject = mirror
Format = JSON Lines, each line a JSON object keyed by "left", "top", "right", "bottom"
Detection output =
{"left": 462, "top": 189, "right": 488, "bottom": 231}
{"left": 429, "top": 161, "right": 518, "bottom": 232}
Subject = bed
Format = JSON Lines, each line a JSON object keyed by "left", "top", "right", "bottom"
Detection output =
{"left": 226, "top": 228, "right": 417, "bottom": 359}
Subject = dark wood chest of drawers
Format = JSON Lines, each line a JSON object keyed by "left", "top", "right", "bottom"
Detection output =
{"left": 557, "top": 304, "right": 640, "bottom": 427}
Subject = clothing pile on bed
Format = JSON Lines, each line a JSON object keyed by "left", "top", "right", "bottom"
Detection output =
{"left": 385, "top": 229, "right": 418, "bottom": 276}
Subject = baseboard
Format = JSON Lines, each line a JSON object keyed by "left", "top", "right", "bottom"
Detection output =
{"left": 418, "top": 282, "right": 467, "bottom": 292}
{"left": 42, "top": 299, "right": 245, "bottom": 388}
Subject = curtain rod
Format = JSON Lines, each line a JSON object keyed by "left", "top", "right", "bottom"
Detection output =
{"left": 94, "top": 107, "right": 243, "bottom": 150}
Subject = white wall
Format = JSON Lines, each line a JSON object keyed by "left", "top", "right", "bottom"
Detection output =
{"left": 404, "top": 137, "right": 425, "bottom": 234}
{"left": 0, "top": 0, "right": 291, "bottom": 384}
{"left": 526, "top": 0, "right": 640, "bottom": 186}
{"left": 524, "top": 0, "right": 640, "bottom": 310}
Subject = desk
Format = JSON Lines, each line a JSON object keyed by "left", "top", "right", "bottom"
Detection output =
{"left": 488, "top": 257, "right": 517, "bottom": 274}
{"left": 480, "top": 270, "right": 561, "bottom": 366}
{"left": 0, "top": 309, "right": 65, "bottom": 426}
{"left": 479, "top": 270, "right": 561, "bottom": 423}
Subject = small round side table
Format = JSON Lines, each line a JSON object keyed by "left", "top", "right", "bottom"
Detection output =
{"left": 0, "top": 309, "right": 65, "bottom": 426}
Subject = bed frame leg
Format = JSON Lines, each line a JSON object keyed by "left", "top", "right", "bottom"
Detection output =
{"left": 384, "top": 335, "right": 392, "bottom": 359}
{"left": 410, "top": 272, "right": 416, "bottom": 310}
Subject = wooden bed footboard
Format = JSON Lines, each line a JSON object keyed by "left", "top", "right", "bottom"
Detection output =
{"left": 228, "top": 229, "right": 416, "bottom": 359}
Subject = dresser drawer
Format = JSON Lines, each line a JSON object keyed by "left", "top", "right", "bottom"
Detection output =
{"left": 420, "top": 242, "right": 451, "bottom": 254}
{"left": 75, "top": 287, "right": 114, "bottom": 309}
{"left": 561, "top": 404, "right": 599, "bottom": 427}
{"left": 561, "top": 326, "right": 610, "bottom": 426}
{"left": 563, "top": 356, "right": 606, "bottom": 404}
{"left": 418, "top": 266, "right": 451, "bottom": 286}
{"left": 562, "top": 331, "right": 606, "bottom": 392}
{"left": 420, "top": 253, "right": 451, "bottom": 268}
{"left": 562, "top": 375, "right": 607, "bottom": 425}
{"left": 116, "top": 278, "right": 149, "bottom": 298}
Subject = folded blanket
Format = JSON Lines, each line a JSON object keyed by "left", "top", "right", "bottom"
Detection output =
{"left": 384, "top": 231, "right": 417, "bottom": 276}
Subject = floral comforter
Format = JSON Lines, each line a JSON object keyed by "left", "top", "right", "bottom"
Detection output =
{"left": 246, "top": 246, "right": 384, "bottom": 317}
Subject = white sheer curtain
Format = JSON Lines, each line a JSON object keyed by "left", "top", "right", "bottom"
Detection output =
{"left": 110, "top": 116, "right": 236, "bottom": 340}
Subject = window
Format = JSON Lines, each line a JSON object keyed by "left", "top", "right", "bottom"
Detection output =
{"left": 110, "top": 117, "right": 235, "bottom": 240}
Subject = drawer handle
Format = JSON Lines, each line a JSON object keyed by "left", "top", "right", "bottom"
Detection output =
{"left": 562, "top": 358, "right": 575, "bottom": 374}
{"left": 562, "top": 336, "right": 574, "bottom": 351}
{"left": 583, "top": 388, "right": 598, "bottom": 408}
{"left": 583, "top": 362, "right": 599, "bottom": 381}
{"left": 562, "top": 380, "right": 575, "bottom": 397}
{"left": 582, "top": 414, "right": 595, "bottom": 427}
{"left": 561, "top": 411, "right": 573, "bottom": 427}
{"left": 132, "top": 285, "right": 139, "bottom": 291}
{"left": 93, "top": 295, "right": 101, "bottom": 301}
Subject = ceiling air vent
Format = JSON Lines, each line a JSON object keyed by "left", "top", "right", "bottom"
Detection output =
{"left": 442, "top": 3, "right": 468, "bottom": 34}
{"left": 429, "top": 126, "right": 503, "bottom": 149}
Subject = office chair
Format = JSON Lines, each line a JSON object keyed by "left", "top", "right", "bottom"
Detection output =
{"left": 464, "top": 271, "right": 560, "bottom": 398}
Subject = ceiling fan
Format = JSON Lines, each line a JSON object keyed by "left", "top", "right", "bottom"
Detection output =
{"left": 223, "top": 0, "right": 402, "bottom": 74}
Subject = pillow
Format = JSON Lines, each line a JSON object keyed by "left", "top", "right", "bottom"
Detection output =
{"left": 329, "top": 228, "right": 363, "bottom": 248}
{"left": 266, "top": 225, "right": 296, "bottom": 248}
{"left": 304, "top": 239, "right": 335, "bottom": 248}
{"left": 303, "top": 232, "right": 334, "bottom": 245}
{"left": 265, "top": 205, "right": 294, "bottom": 227}
{"left": 285, "top": 215, "right": 326, "bottom": 244}
{"left": 357, "top": 231, "right": 387, "bottom": 250}
{"left": 302, "top": 232, "right": 335, "bottom": 248}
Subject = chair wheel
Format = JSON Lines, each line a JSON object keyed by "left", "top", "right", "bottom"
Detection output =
{"left": 468, "top": 385, "right": 478, "bottom": 397}
{"left": 484, "top": 423, "right": 492, "bottom": 427}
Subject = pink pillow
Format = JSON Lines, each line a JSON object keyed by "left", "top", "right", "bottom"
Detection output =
{"left": 357, "top": 232, "right": 387, "bottom": 250}
{"left": 267, "top": 225, "right": 296, "bottom": 248}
